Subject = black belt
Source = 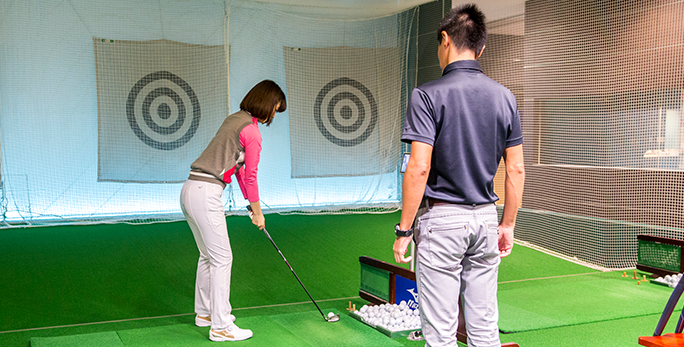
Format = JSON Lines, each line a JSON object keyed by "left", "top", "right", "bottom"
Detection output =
{"left": 428, "top": 198, "right": 452, "bottom": 206}
{"left": 426, "top": 198, "right": 492, "bottom": 207}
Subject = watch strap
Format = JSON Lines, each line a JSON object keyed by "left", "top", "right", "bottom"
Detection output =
{"left": 395, "top": 223, "right": 414, "bottom": 237}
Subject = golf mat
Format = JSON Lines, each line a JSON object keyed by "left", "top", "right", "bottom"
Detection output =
{"left": 29, "top": 310, "right": 402, "bottom": 347}
{"left": 498, "top": 271, "right": 675, "bottom": 332}
{"left": 31, "top": 331, "right": 125, "bottom": 347}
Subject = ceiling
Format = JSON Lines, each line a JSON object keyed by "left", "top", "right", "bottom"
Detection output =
{"left": 247, "top": 0, "right": 526, "bottom": 21}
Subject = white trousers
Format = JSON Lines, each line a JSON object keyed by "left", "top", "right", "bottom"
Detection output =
{"left": 180, "top": 179, "right": 233, "bottom": 330}
{"left": 415, "top": 203, "right": 501, "bottom": 347}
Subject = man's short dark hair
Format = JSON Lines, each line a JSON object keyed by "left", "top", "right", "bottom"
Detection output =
{"left": 240, "top": 80, "right": 287, "bottom": 126}
{"left": 437, "top": 4, "right": 487, "bottom": 56}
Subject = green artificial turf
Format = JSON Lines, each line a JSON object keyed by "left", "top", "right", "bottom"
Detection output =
{"left": 0, "top": 212, "right": 673, "bottom": 347}
{"left": 31, "top": 331, "right": 124, "bottom": 347}
{"left": 0, "top": 212, "right": 402, "bottom": 333}
{"left": 0, "top": 221, "right": 198, "bottom": 332}
{"left": 497, "top": 242, "right": 600, "bottom": 282}
{"left": 0, "top": 210, "right": 595, "bottom": 332}
{"left": 229, "top": 212, "right": 405, "bottom": 307}
{"left": 395, "top": 311, "right": 684, "bottom": 347}
{"left": 266, "top": 310, "right": 402, "bottom": 347}
{"left": 499, "top": 311, "right": 682, "bottom": 347}
{"left": 29, "top": 310, "right": 402, "bottom": 347}
{"left": 3, "top": 299, "right": 352, "bottom": 347}
{"left": 394, "top": 304, "right": 682, "bottom": 347}
{"left": 118, "top": 324, "right": 215, "bottom": 347}
{"left": 498, "top": 271, "right": 673, "bottom": 332}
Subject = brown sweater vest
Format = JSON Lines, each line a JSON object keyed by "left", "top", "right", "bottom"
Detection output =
{"left": 188, "top": 110, "right": 253, "bottom": 188}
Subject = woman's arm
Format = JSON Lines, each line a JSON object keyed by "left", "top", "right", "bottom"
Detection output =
{"left": 236, "top": 121, "right": 264, "bottom": 229}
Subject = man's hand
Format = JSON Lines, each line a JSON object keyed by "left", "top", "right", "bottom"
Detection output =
{"left": 393, "top": 236, "right": 413, "bottom": 263}
{"left": 498, "top": 225, "right": 514, "bottom": 258}
{"left": 500, "top": 144, "right": 523, "bottom": 258}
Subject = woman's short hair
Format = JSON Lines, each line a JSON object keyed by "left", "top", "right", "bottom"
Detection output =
{"left": 240, "top": 80, "right": 287, "bottom": 126}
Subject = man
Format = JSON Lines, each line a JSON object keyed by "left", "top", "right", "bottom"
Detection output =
{"left": 393, "top": 4, "right": 525, "bottom": 347}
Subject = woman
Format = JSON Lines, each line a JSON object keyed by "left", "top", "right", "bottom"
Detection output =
{"left": 180, "top": 80, "right": 286, "bottom": 342}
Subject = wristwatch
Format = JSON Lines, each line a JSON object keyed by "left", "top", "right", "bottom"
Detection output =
{"left": 395, "top": 223, "right": 414, "bottom": 237}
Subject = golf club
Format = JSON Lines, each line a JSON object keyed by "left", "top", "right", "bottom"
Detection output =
{"left": 246, "top": 205, "right": 340, "bottom": 323}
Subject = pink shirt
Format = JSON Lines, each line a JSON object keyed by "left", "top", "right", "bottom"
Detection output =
{"left": 235, "top": 118, "right": 261, "bottom": 202}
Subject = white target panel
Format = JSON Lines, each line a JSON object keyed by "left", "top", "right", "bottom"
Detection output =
{"left": 314, "top": 77, "right": 378, "bottom": 147}
{"left": 95, "top": 39, "right": 227, "bottom": 183}
{"left": 126, "top": 71, "right": 201, "bottom": 151}
{"left": 284, "top": 46, "right": 402, "bottom": 178}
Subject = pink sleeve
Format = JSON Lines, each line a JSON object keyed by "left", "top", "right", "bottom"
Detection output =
{"left": 235, "top": 120, "right": 261, "bottom": 202}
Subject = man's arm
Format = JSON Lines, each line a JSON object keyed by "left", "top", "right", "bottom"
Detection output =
{"left": 393, "top": 141, "right": 432, "bottom": 263}
{"left": 499, "top": 144, "right": 525, "bottom": 257}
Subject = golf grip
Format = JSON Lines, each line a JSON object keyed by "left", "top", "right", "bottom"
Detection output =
{"left": 245, "top": 205, "right": 327, "bottom": 320}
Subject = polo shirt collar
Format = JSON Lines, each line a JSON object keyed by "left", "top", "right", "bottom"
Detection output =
{"left": 442, "top": 60, "right": 482, "bottom": 76}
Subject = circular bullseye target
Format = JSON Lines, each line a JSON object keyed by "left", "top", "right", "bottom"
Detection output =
{"left": 314, "top": 77, "right": 378, "bottom": 147}
{"left": 126, "top": 71, "right": 200, "bottom": 150}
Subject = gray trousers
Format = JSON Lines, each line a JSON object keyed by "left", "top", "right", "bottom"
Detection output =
{"left": 415, "top": 202, "right": 501, "bottom": 347}
{"left": 180, "top": 179, "right": 234, "bottom": 330}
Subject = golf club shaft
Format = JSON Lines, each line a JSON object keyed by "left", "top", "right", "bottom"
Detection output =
{"left": 246, "top": 206, "right": 327, "bottom": 320}
{"left": 261, "top": 226, "right": 327, "bottom": 319}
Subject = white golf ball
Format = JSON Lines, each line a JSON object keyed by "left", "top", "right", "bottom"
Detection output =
{"left": 356, "top": 303, "right": 424, "bottom": 330}
{"left": 328, "top": 312, "right": 335, "bottom": 318}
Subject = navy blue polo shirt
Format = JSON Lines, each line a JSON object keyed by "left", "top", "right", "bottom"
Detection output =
{"left": 402, "top": 60, "right": 523, "bottom": 204}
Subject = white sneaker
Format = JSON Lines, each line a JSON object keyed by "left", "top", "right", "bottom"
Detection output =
{"left": 195, "top": 314, "right": 236, "bottom": 327}
{"left": 209, "top": 324, "right": 253, "bottom": 341}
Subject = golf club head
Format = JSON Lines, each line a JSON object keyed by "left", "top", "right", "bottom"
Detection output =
{"left": 326, "top": 315, "right": 340, "bottom": 322}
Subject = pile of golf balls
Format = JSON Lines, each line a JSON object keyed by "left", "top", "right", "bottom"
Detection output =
{"left": 353, "top": 301, "right": 421, "bottom": 332}
{"left": 654, "top": 273, "right": 683, "bottom": 288}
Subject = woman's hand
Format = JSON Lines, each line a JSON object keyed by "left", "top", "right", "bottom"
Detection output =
{"left": 249, "top": 201, "right": 265, "bottom": 230}
{"left": 252, "top": 212, "right": 265, "bottom": 230}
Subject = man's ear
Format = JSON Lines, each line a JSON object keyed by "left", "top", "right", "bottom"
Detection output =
{"left": 476, "top": 45, "right": 486, "bottom": 59}
{"left": 440, "top": 31, "right": 450, "bottom": 47}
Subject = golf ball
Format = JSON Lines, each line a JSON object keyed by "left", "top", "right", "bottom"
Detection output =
{"left": 355, "top": 302, "right": 422, "bottom": 332}
{"left": 654, "top": 273, "right": 684, "bottom": 288}
{"left": 327, "top": 312, "right": 335, "bottom": 318}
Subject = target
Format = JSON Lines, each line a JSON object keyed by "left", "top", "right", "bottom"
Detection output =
{"left": 126, "top": 71, "right": 200, "bottom": 150}
{"left": 313, "top": 77, "right": 378, "bottom": 147}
